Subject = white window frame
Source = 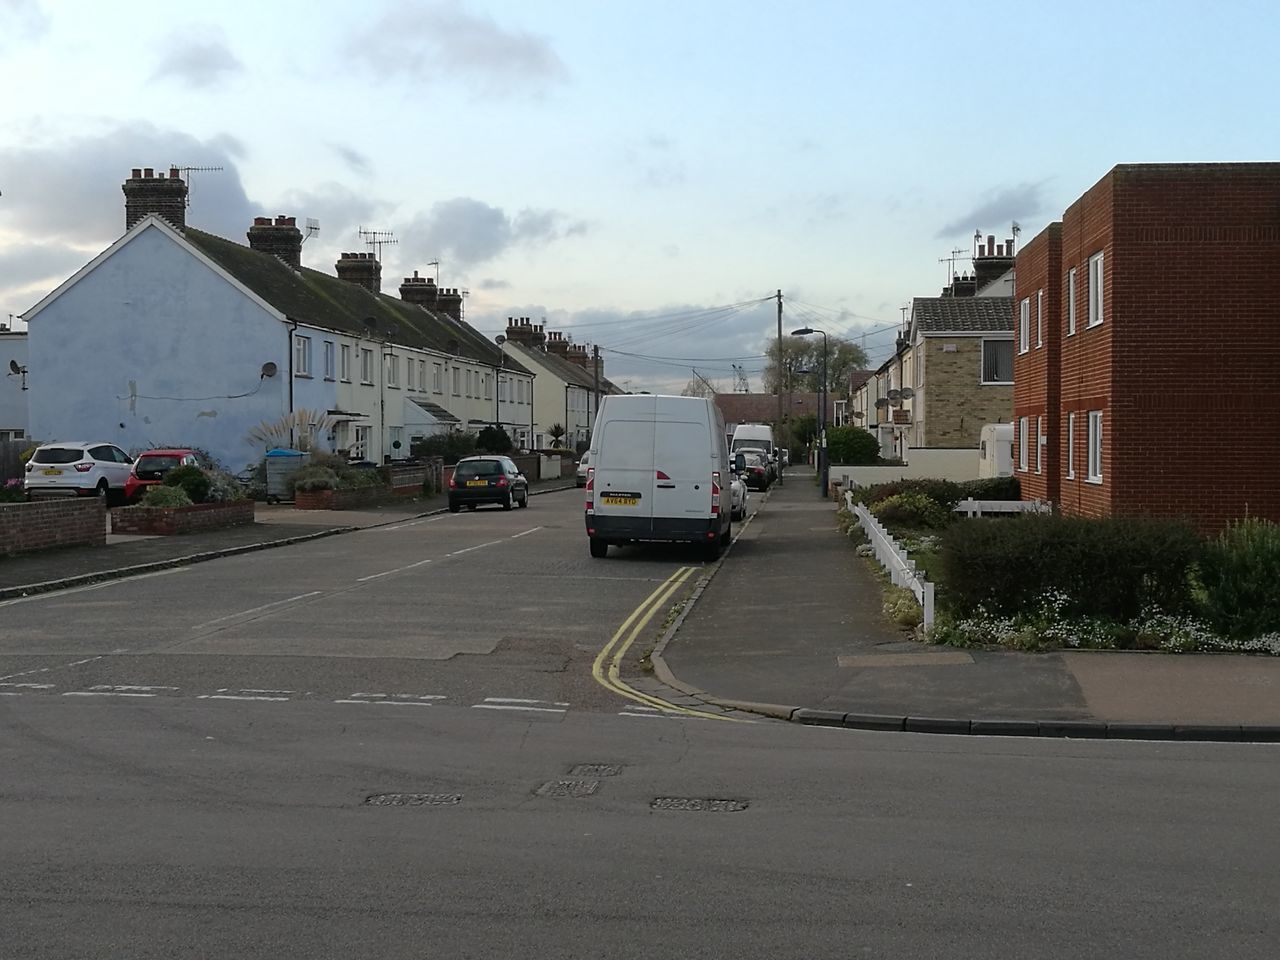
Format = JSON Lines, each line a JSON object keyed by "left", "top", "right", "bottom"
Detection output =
{"left": 1087, "top": 411, "right": 1103, "bottom": 482}
{"left": 1018, "top": 416, "right": 1029, "bottom": 472}
{"left": 294, "top": 335, "right": 312, "bottom": 377}
{"left": 1036, "top": 415, "right": 1044, "bottom": 474}
{"left": 1036, "top": 289, "right": 1044, "bottom": 348}
{"left": 353, "top": 425, "right": 371, "bottom": 458}
{"left": 484, "top": 373, "right": 492, "bottom": 400}
{"left": 340, "top": 344, "right": 352, "bottom": 382}
{"left": 1067, "top": 268, "right": 1077, "bottom": 336}
{"left": 323, "top": 341, "right": 335, "bottom": 380}
{"left": 453, "top": 368, "right": 461, "bottom": 396}
{"left": 405, "top": 357, "right": 415, "bottom": 391}
{"left": 385, "top": 352, "right": 399, "bottom": 388}
{"left": 981, "top": 338, "right": 1013, "bottom": 385}
{"left": 1067, "top": 411, "right": 1076, "bottom": 479}
{"left": 1087, "top": 251, "right": 1104, "bottom": 328}
{"left": 499, "top": 378, "right": 508, "bottom": 403}
{"left": 1018, "top": 298, "right": 1030, "bottom": 354}
{"left": 360, "top": 348, "right": 374, "bottom": 384}
{"left": 418, "top": 360, "right": 426, "bottom": 392}
{"left": 433, "top": 363, "right": 443, "bottom": 393}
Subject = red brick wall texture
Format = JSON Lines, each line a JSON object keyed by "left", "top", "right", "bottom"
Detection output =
{"left": 0, "top": 499, "right": 107, "bottom": 556}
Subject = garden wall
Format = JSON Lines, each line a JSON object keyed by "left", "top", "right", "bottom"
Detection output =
{"left": 0, "top": 498, "right": 106, "bottom": 556}
{"left": 110, "top": 500, "right": 254, "bottom": 535}
{"left": 832, "top": 447, "right": 979, "bottom": 489}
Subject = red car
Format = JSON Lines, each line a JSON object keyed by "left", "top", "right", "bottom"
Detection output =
{"left": 124, "top": 449, "right": 205, "bottom": 503}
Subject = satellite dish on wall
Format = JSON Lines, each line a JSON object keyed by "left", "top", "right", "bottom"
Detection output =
{"left": 8, "top": 359, "right": 20, "bottom": 375}
{"left": 887, "top": 389, "right": 902, "bottom": 401}
{"left": 495, "top": 335, "right": 506, "bottom": 345}
{"left": 260, "top": 362, "right": 278, "bottom": 379}
{"left": 900, "top": 387, "right": 915, "bottom": 399}
{"left": 874, "top": 397, "right": 890, "bottom": 409}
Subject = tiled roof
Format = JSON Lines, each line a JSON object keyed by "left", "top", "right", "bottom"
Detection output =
{"left": 502, "top": 341, "right": 599, "bottom": 390}
{"left": 183, "top": 227, "right": 531, "bottom": 373}
{"left": 911, "top": 296, "right": 1014, "bottom": 333}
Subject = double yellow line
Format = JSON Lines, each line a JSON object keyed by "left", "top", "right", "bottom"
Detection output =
{"left": 592, "top": 566, "right": 740, "bottom": 722}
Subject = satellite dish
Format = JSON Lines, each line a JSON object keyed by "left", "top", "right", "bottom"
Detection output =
{"left": 874, "top": 397, "right": 890, "bottom": 409}
{"left": 900, "top": 387, "right": 915, "bottom": 399}
{"left": 8, "top": 359, "right": 20, "bottom": 375}
{"left": 852, "top": 410, "right": 864, "bottom": 419}
{"left": 385, "top": 323, "right": 400, "bottom": 338}
{"left": 260, "top": 362, "right": 278, "bottom": 379}
{"left": 495, "top": 335, "right": 506, "bottom": 345}
{"left": 887, "top": 388, "right": 902, "bottom": 401}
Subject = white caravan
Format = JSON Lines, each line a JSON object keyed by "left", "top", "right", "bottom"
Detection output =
{"left": 585, "top": 394, "right": 732, "bottom": 560}
{"left": 978, "top": 422, "right": 1015, "bottom": 478}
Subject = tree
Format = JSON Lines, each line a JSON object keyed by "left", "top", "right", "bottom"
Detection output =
{"left": 791, "top": 413, "right": 818, "bottom": 449}
{"left": 548, "top": 423, "right": 566, "bottom": 448}
{"left": 476, "top": 424, "right": 512, "bottom": 454}
{"left": 680, "top": 377, "right": 716, "bottom": 398}
{"left": 761, "top": 336, "right": 812, "bottom": 394}
{"left": 762, "top": 335, "right": 869, "bottom": 397}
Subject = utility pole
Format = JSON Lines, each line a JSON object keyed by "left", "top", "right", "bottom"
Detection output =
{"left": 592, "top": 344, "right": 601, "bottom": 436}
{"left": 776, "top": 289, "right": 784, "bottom": 486}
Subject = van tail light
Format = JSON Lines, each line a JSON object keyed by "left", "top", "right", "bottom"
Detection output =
{"left": 74, "top": 463, "right": 94, "bottom": 472}
{"left": 710, "top": 470, "right": 721, "bottom": 516}
{"left": 585, "top": 467, "right": 595, "bottom": 513}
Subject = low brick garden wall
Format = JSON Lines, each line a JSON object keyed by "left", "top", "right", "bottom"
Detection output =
{"left": 294, "top": 487, "right": 405, "bottom": 510}
{"left": 0, "top": 498, "right": 106, "bottom": 556}
{"left": 111, "top": 499, "right": 255, "bottom": 535}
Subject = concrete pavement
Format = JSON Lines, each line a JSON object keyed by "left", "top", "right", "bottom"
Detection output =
{"left": 655, "top": 467, "right": 1280, "bottom": 740}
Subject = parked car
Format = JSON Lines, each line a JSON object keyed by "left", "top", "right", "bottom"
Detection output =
{"left": 779, "top": 448, "right": 791, "bottom": 468}
{"left": 124, "top": 448, "right": 206, "bottom": 503}
{"left": 738, "top": 450, "right": 772, "bottom": 490}
{"left": 576, "top": 450, "right": 592, "bottom": 487}
{"left": 729, "top": 468, "right": 749, "bottom": 521}
{"left": 24, "top": 441, "right": 134, "bottom": 501}
{"left": 448, "top": 456, "right": 529, "bottom": 511}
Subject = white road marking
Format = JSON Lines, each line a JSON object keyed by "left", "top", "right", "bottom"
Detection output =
{"left": 191, "top": 592, "right": 323, "bottom": 629}
{"left": 197, "top": 694, "right": 290, "bottom": 702}
{"left": 471, "top": 704, "right": 567, "bottom": 714}
{"left": 89, "top": 684, "right": 177, "bottom": 692}
{"left": 510, "top": 526, "right": 543, "bottom": 539}
{"left": 0, "top": 569, "right": 185, "bottom": 608}
{"left": 483, "top": 697, "right": 570, "bottom": 707}
{"left": 0, "top": 655, "right": 104, "bottom": 682}
{"left": 446, "top": 540, "right": 504, "bottom": 557}
{"left": 0, "top": 682, "right": 55, "bottom": 689}
{"left": 334, "top": 699, "right": 435, "bottom": 707}
{"left": 356, "top": 558, "right": 432, "bottom": 582}
{"left": 64, "top": 691, "right": 156, "bottom": 698}
{"left": 349, "top": 693, "right": 447, "bottom": 700}
{"left": 238, "top": 688, "right": 294, "bottom": 695}
{"left": 0, "top": 692, "right": 20, "bottom": 696}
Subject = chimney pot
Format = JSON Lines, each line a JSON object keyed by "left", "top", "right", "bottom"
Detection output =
{"left": 131, "top": 167, "right": 142, "bottom": 179}
{"left": 143, "top": 168, "right": 154, "bottom": 178}
{"left": 169, "top": 166, "right": 180, "bottom": 179}
{"left": 247, "top": 212, "right": 304, "bottom": 268}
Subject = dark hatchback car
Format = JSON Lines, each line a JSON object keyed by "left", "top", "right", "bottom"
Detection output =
{"left": 447, "top": 456, "right": 529, "bottom": 512}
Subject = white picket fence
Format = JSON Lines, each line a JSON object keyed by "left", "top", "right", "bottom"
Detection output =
{"left": 952, "top": 497, "right": 1053, "bottom": 518}
{"left": 845, "top": 491, "right": 935, "bottom": 629}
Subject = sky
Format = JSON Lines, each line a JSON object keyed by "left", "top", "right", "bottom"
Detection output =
{"left": 2, "top": 0, "right": 1278, "bottom": 394}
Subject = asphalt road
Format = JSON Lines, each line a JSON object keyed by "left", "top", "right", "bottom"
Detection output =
{"left": 3, "top": 488, "right": 1277, "bottom": 957}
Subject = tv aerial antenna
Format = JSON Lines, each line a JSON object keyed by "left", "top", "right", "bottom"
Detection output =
{"left": 939, "top": 247, "right": 967, "bottom": 281}
{"left": 173, "top": 165, "right": 224, "bottom": 208}
{"left": 302, "top": 218, "right": 320, "bottom": 243}
{"left": 427, "top": 260, "right": 440, "bottom": 285}
{"left": 358, "top": 226, "right": 398, "bottom": 260}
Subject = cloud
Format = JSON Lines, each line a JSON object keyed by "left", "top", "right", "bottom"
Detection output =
{"left": 935, "top": 180, "right": 1051, "bottom": 239}
{"left": 345, "top": 1, "right": 568, "bottom": 98}
{"left": 477, "top": 278, "right": 510, "bottom": 291}
{"left": 330, "top": 144, "right": 372, "bottom": 177}
{"left": 400, "top": 197, "right": 586, "bottom": 268}
{"left": 152, "top": 34, "right": 244, "bottom": 89}
{"left": 0, "top": 0, "right": 50, "bottom": 49}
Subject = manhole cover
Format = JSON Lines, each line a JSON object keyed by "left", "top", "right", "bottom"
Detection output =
{"left": 365, "top": 793, "right": 462, "bottom": 806}
{"left": 568, "top": 763, "right": 624, "bottom": 778}
{"left": 536, "top": 779, "right": 601, "bottom": 798}
{"left": 650, "top": 797, "right": 748, "bottom": 812}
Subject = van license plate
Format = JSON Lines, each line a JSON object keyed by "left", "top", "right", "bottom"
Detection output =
{"left": 466, "top": 479, "right": 488, "bottom": 487}
{"left": 601, "top": 494, "right": 639, "bottom": 507}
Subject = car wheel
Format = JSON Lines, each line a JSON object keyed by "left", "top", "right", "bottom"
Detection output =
{"left": 502, "top": 490, "right": 514, "bottom": 511}
{"left": 95, "top": 480, "right": 109, "bottom": 499}
{"left": 589, "top": 538, "right": 608, "bottom": 559}
{"left": 518, "top": 490, "right": 529, "bottom": 508}
{"left": 467, "top": 504, "right": 478, "bottom": 511}
{"left": 448, "top": 503, "right": 461, "bottom": 513}
{"left": 701, "top": 536, "right": 722, "bottom": 562}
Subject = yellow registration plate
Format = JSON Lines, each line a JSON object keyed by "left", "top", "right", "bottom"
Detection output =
{"left": 466, "top": 479, "right": 488, "bottom": 487}
{"left": 600, "top": 495, "right": 638, "bottom": 507}
{"left": 43, "top": 468, "right": 63, "bottom": 476}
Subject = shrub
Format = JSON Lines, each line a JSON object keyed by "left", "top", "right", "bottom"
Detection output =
{"left": 476, "top": 425, "right": 513, "bottom": 454}
{"left": 938, "top": 514, "right": 1200, "bottom": 622}
{"left": 410, "top": 431, "right": 477, "bottom": 465}
{"left": 826, "top": 425, "right": 879, "bottom": 465}
{"left": 337, "top": 467, "right": 386, "bottom": 489}
{"left": 857, "top": 478, "right": 964, "bottom": 510}
{"left": 958, "top": 476, "right": 1021, "bottom": 501}
{"left": 883, "top": 586, "right": 923, "bottom": 629}
{"left": 0, "top": 478, "right": 24, "bottom": 502}
{"left": 204, "top": 471, "right": 247, "bottom": 502}
{"left": 871, "top": 492, "right": 950, "bottom": 529}
{"left": 1196, "top": 518, "right": 1280, "bottom": 640}
{"left": 293, "top": 467, "right": 339, "bottom": 492}
{"left": 142, "top": 485, "right": 193, "bottom": 507}
{"left": 162, "top": 464, "right": 211, "bottom": 504}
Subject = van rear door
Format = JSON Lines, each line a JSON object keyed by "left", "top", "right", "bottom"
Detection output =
{"left": 594, "top": 414, "right": 656, "bottom": 534}
{"left": 651, "top": 413, "right": 713, "bottom": 525}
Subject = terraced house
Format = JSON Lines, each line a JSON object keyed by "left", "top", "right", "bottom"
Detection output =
{"left": 23, "top": 167, "right": 535, "bottom": 470}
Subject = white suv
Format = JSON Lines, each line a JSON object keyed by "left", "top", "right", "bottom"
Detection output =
{"left": 24, "top": 442, "right": 135, "bottom": 500}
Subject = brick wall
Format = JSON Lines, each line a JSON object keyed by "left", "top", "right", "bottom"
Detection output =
{"left": 0, "top": 499, "right": 106, "bottom": 556}
{"left": 1013, "top": 222, "right": 1063, "bottom": 504}
{"left": 110, "top": 500, "right": 254, "bottom": 535}
{"left": 920, "top": 336, "right": 1013, "bottom": 446}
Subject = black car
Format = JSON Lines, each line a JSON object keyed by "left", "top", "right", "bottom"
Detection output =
{"left": 448, "top": 456, "right": 529, "bottom": 512}
{"left": 739, "top": 451, "right": 772, "bottom": 490}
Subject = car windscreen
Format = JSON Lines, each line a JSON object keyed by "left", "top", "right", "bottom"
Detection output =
{"left": 32, "top": 447, "right": 85, "bottom": 464}
{"left": 135, "top": 455, "right": 182, "bottom": 472}
{"left": 454, "top": 460, "right": 501, "bottom": 478}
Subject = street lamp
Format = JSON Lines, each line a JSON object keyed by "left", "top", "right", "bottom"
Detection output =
{"left": 791, "top": 326, "right": 829, "bottom": 497}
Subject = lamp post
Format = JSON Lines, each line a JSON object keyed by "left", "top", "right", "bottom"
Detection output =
{"left": 791, "top": 326, "right": 828, "bottom": 497}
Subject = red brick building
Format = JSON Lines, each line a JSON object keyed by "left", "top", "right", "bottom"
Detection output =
{"left": 1013, "top": 163, "right": 1280, "bottom": 532}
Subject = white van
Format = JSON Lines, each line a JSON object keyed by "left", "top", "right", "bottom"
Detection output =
{"left": 731, "top": 423, "right": 776, "bottom": 461}
{"left": 585, "top": 394, "right": 732, "bottom": 560}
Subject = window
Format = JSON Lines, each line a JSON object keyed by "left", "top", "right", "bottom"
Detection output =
{"left": 418, "top": 360, "right": 426, "bottom": 392}
{"left": 1088, "top": 251, "right": 1104, "bottom": 327}
{"left": 1018, "top": 417, "right": 1029, "bottom": 472}
{"left": 294, "top": 335, "right": 312, "bottom": 376}
{"left": 453, "top": 368, "right": 461, "bottom": 396}
{"left": 499, "top": 378, "right": 508, "bottom": 403}
{"left": 1018, "top": 299, "right": 1030, "bottom": 354}
{"left": 385, "top": 353, "right": 399, "bottom": 388}
{"left": 1067, "top": 268, "right": 1077, "bottom": 336}
{"left": 484, "top": 373, "right": 492, "bottom": 400}
{"left": 1036, "top": 290, "right": 1044, "bottom": 348}
{"left": 407, "top": 357, "right": 417, "bottom": 390}
{"left": 323, "top": 341, "right": 335, "bottom": 380}
{"left": 360, "top": 348, "right": 374, "bottom": 384}
{"left": 340, "top": 344, "right": 352, "bottom": 381}
{"left": 433, "top": 363, "right": 443, "bottom": 393}
{"left": 981, "top": 339, "right": 1013, "bottom": 384}
{"left": 1087, "top": 411, "right": 1103, "bottom": 482}
{"left": 1067, "top": 412, "right": 1076, "bottom": 479}
{"left": 353, "top": 425, "right": 371, "bottom": 458}
{"left": 1036, "top": 416, "right": 1044, "bottom": 474}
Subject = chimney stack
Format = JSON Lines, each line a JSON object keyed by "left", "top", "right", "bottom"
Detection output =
{"left": 545, "top": 330, "right": 572, "bottom": 357}
{"left": 437, "top": 287, "right": 463, "bottom": 322}
{"left": 400, "top": 270, "right": 440, "bottom": 309}
{"left": 123, "top": 166, "right": 187, "bottom": 231}
{"left": 335, "top": 252, "right": 382, "bottom": 294}
{"left": 972, "top": 229, "right": 1016, "bottom": 292}
{"left": 247, "top": 215, "right": 303, "bottom": 269}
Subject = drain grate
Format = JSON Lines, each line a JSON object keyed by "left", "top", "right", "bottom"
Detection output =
{"left": 650, "top": 797, "right": 748, "bottom": 813}
{"left": 567, "top": 763, "right": 624, "bottom": 778}
{"left": 536, "top": 779, "right": 601, "bottom": 798}
{"left": 365, "top": 793, "right": 462, "bottom": 806}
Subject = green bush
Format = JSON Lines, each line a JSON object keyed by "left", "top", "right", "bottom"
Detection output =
{"left": 871, "top": 492, "right": 951, "bottom": 529}
{"left": 1, "top": 478, "right": 26, "bottom": 502}
{"left": 1196, "top": 518, "right": 1280, "bottom": 640}
{"left": 959, "top": 476, "right": 1021, "bottom": 501}
{"left": 142, "top": 485, "right": 193, "bottom": 507}
{"left": 410, "top": 431, "right": 477, "bottom": 465}
{"left": 162, "top": 465, "right": 211, "bottom": 503}
{"left": 476, "top": 425, "right": 513, "bottom": 454}
{"left": 825, "top": 425, "right": 879, "bottom": 465}
{"left": 204, "top": 471, "right": 247, "bottom": 502}
{"left": 293, "top": 467, "right": 339, "bottom": 492}
{"left": 337, "top": 467, "right": 385, "bottom": 490}
{"left": 938, "top": 514, "right": 1201, "bottom": 622}
{"left": 857, "top": 478, "right": 965, "bottom": 510}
